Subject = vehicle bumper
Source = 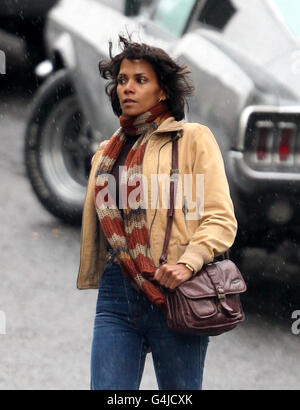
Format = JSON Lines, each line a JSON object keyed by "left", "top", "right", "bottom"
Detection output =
{"left": 228, "top": 150, "right": 300, "bottom": 194}
{"left": 227, "top": 150, "right": 300, "bottom": 234}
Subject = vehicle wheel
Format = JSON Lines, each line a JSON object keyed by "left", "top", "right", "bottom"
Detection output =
{"left": 24, "top": 69, "right": 99, "bottom": 224}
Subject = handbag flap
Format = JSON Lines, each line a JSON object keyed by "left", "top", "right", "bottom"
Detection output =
{"left": 178, "top": 260, "right": 246, "bottom": 299}
{"left": 188, "top": 298, "right": 217, "bottom": 318}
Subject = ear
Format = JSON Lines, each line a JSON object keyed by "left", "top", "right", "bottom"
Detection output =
{"left": 159, "top": 89, "right": 167, "bottom": 102}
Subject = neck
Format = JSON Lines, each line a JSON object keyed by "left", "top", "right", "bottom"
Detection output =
{"left": 120, "top": 102, "right": 169, "bottom": 136}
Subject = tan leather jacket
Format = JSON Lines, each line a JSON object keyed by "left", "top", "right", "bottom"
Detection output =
{"left": 76, "top": 117, "right": 237, "bottom": 289}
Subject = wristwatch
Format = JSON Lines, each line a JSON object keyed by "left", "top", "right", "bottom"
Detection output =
{"left": 184, "top": 263, "right": 195, "bottom": 276}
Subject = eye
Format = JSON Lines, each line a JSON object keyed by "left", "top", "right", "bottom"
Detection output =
{"left": 117, "top": 77, "right": 126, "bottom": 85}
{"left": 138, "top": 77, "right": 147, "bottom": 84}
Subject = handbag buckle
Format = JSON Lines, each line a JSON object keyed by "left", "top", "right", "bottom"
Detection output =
{"left": 216, "top": 286, "right": 226, "bottom": 300}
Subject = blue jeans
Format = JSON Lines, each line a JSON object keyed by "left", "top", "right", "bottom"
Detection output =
{"left": 90, "top": 255, "right": 209, "bottom": 390}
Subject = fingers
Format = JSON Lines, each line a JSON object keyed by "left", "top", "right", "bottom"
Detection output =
{"left": 154, "top": 265, "right": 173, "bottom": 287}
{"left": 166, "top": 277, "right": 181, "bottom": 291}
{"left": 154, "top": 264, "right": 192, "bottom": 291}
{"left": 154, "top": 267, "right": 163, "bottom": 283}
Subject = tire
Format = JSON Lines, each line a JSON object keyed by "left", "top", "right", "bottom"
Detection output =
{"left": 24, "top": 69, "right": 98, "bottom": 224}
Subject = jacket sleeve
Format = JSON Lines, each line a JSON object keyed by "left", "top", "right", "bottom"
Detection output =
{"left": 176, "top": 124, "right": 238, "bottom": 272}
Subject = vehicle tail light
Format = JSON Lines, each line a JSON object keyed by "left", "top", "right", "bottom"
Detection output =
{"left": 255, "top": 121, "right": 273, "bottom": 161}
{"left": 242, "top": 107, "right": 300, "bottom": 171}
{"left": 278, "top": 123, "right": 296, "bottom": 162}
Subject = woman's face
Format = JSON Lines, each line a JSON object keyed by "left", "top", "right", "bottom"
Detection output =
{"left": 117, "top": 58, "right": 166, "bottom": 117}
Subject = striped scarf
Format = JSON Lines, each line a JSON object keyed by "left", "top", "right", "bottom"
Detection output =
{"left": 94, "top": 103, "right": 170, "bottom": 310}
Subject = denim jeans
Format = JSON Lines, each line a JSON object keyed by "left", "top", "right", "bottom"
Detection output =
{"left": 90, "top": 253, "right": 209, "bottom": 390}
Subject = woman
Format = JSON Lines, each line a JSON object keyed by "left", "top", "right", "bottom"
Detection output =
{"left": 77, "top": 35, "right": 237, "bottom": 390}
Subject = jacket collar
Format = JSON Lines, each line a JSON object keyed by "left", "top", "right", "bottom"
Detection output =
{"left": 112, "top": 117, "right": 183, "bottom": 141}
{"left": 154, "top": 116, "right": 184, "bottom": 134}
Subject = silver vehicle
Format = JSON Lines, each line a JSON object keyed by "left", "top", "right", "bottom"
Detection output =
{"left": 24, "top": 0, "right": 300, "bottom": 255}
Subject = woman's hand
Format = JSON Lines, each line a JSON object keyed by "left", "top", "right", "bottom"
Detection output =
{"left": 154, "top": 263, "right": 193, "bottom": 291}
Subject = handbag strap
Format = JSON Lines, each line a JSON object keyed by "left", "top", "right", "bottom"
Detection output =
{"left": 159, "top": 131, "right": 180, "bottom": 265}
{"left": 159, "top": 130, "right": 230, "bottom": 266}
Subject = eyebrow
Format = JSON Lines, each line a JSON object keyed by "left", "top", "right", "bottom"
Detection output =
{"left": 118, "top": 72, "right": 147, "bottom": 77}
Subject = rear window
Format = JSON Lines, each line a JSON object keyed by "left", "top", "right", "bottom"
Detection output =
{"left": 272, "top": 0, "right": 300, "bottom": 37}
{"left": 151, "top": 0, "right": 197, "bottom": 37}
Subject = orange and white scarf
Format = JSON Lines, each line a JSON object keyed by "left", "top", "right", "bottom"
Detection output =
{"left": 94, "top": 102, "right": 170, "bottom": 309}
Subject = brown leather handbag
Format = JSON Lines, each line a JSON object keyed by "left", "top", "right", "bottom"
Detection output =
{"left": 159, "top": 132, "right": 247, "bottom": 336}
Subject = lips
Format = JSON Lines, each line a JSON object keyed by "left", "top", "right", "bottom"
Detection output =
{"left": 123, "top": 98, "right": 136, "bottom": 104}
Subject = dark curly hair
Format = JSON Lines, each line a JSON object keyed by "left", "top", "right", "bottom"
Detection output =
{"left": 98, "top": 35, "right": 194, "bottom": 120}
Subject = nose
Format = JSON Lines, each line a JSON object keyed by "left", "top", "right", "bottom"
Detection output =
{"left": 124, "top": 78, "right": 135, "bottom": 94}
